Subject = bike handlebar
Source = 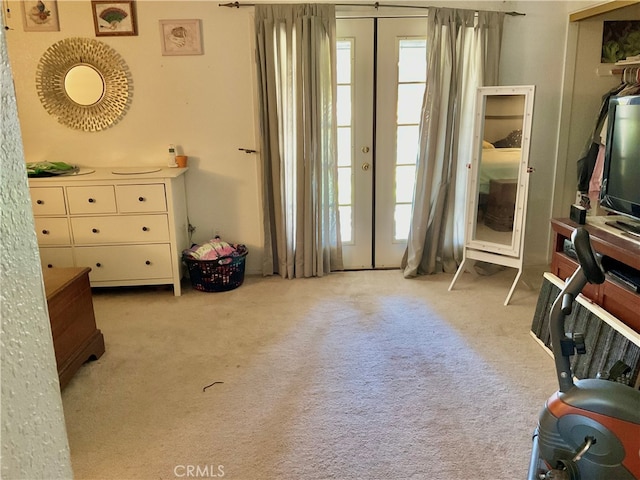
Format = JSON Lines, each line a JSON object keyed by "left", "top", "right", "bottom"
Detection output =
{"left": 571, "top": 228, "right": 605, "bottom": 285}
{"left": 551, "top": 228, "right": 605, "bottom": 392}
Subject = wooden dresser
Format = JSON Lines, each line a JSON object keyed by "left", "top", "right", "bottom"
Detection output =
{"left": 29, "top": 167, "right": 189, "bottom": 295}
{"left": 43, "top": 267, "right": 105, "bottom": 389}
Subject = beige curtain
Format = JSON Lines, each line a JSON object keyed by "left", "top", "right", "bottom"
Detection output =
{"left": 402, "top": 8, "right": 504, "bottom": 277}
{"left": 255, "top": 4, "right": 343, "bottom": 279}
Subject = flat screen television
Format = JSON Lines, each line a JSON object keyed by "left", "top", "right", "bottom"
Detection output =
{"left": 600, "top": 94, "right": 640, "bottom": 235}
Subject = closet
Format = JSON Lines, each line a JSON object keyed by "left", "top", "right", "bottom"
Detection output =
{"left": 576, "top": 66, "right": 640, "bottom": 214}
{"left": 551, "top": 2, "right": 640, "bottom": 334}
{"left": 554, "top": 2, "right": 640, "bottom": 220}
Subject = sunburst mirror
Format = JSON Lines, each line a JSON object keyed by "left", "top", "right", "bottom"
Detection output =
{"left": 36, "top": 37, "right": 132, "bottom": 132}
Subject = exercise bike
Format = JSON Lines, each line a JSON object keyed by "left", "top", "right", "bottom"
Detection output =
{"left": 527, "top": 228, "right": 640, "bottom": 480}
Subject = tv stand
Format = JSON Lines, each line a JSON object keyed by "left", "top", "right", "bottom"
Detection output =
{"left": 605, "top": 219, "right": 640, "bottom": 238}
{"left": 551, "top": 218, "right": 640, "bottom": 333}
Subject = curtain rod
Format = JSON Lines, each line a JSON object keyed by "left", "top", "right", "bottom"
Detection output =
{"left": 218, "top": 1, "right": 526, "bottom": 16}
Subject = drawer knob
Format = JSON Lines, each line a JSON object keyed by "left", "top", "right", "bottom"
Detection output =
{"left": 88, "top": 198, "right": 95, "bottom": 203}
{"left": 145, "top": 260, "right": 151, "bottom": 265}
{"left": 138, "top": 196, "right": 145, "bottom": 202}
{"left": 42, "top": 229, "right": 49, "bottom": 235}
{"left": 95, "top": 262, "right": 102, "bottom": 268}
{"left": 47, "top": 264, "right": 53, "bottom": 268}
{"left": 36, "top": 200, "right": 44, "bottom": 205}
{"left": 142, "top": 226, "right": 149, "bottom": 232}
{"left": 92, "top": 228, "right": 99, "bottom": 233}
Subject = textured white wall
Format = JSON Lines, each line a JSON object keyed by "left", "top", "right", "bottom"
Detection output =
{"left": 0, "top": 22, "right": 73, "bottom": 480}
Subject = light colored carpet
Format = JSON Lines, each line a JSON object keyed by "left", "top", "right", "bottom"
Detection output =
{"left": 61, "top": 268, "right": 557, "bottom": 480}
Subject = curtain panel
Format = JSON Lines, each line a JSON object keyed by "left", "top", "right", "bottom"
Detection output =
{"left": 402, "top": 8, "right": 504, "bottom": 277}
{"left": 255, "top": 4, "right": 343, "bottom": 279}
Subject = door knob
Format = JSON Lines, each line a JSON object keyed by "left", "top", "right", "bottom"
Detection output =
{"left": 362, "top": 163, "right": 370, "bottom": 171}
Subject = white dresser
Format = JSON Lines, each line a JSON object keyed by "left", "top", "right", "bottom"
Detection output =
{"left": 29, "top": 167, "right": 189, "bottom": 296}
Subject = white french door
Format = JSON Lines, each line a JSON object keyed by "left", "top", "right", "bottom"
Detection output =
{"left": 336, "top": 17, "right": 428, "bottom": 269}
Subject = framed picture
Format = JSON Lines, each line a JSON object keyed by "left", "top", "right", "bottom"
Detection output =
{"left": 159, "top": 19, "right": 203, "bottom": 56}
{"left": 91, "top": 1, "right": 138, "bottom": 37}
{"left": 21, "top": 0, "right": 59, "bottom": 32}
{"left": 601, "top": 20, "right": 640, "bottom": 63}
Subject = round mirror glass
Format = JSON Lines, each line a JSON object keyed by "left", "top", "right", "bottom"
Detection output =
{"left": 64, "top": 64, "right": 105, "bottom": 106}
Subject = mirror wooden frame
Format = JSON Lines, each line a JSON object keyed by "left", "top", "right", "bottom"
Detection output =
{"left": 449, "top": 85, "right": 536, "bottom": 305}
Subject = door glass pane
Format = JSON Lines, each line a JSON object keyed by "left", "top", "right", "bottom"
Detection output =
{"left": 394, "top": 204, "right": 412, "bottom": 241}
{"left": 337, "top": 127, "right": 352, "bottom": 167}
{"left": 338, "top": 167, "right": 352, "bottom": 205}
{"left": 337, "top": 85, "right": 352, "bottom": 126}
{"left": 394, "top": 37, "right": 426, "bottom": 242}
{"left": 398, "top": 39, "right": 426, "bottom": 82}
{"left": 395, "top": 165, "right": 415, "bottom": 203}
{"left": 397, "top": 84, "right": 425, "bottom": 124}
{"left": 336, "top": 38, "right": 354, "bottom": 245}
{"left": 396, "top": 125, "right": 419, "bottom": 166}
{"left": 336, "top": 41, "right": 351, "bottom": 84}
{"left": 339, "top": 206, "right": 352, "bottom": 243}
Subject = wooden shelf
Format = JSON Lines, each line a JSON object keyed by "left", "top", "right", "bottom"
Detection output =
{"left": 569, "top": 0, "right": 640, "bottom": 22}
{"left": 550, "top": 218, "right": 640, "bottom": 333}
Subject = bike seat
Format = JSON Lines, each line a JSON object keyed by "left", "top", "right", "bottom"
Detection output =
{"left": 559, "top": 378, "right": 640, "bottom": 424}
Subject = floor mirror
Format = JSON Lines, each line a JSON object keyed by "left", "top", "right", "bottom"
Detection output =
{"left": 449, "top": 85, "right": 535, "bottom": 305}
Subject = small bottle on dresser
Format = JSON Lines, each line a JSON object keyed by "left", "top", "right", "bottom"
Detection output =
{"left": 168, "top": 144, "right": 178, "bottom": 168}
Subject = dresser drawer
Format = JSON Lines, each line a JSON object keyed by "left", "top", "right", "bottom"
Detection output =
{"left": 71, "top": 215, "right": 170, "bottom": 244}
{"left": 34, "top": 217, "right": 71, "bottom": 245}
{"left": 67, "top": 186, "right": 117, "bottom": 214}
{"left": 75, "top": 244, "right": 173, "bottom": 281}
{"left": 30, "top": 187, "right": 66, "bottom": 215}
{"left": 116, "top": 184, "right": 167, "bottom": 213}
{"left": 39, "top": 247, "right": 75, "bottom": 269}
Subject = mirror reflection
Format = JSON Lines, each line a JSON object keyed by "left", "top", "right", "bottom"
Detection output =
{"left": 64, "top": 64, "right": 105, "bottom": 106}
{"left": 473, "top": 94, "right": 525, "bottom": 246}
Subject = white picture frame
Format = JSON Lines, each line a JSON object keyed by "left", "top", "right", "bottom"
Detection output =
{"left": 22, "top": 0, "right": 60, "bottom": 32}
{"left": 159, "top": 19, "right": 203, "bottom": 56}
